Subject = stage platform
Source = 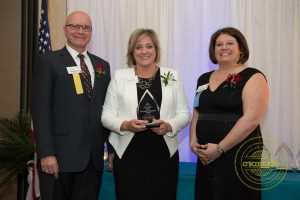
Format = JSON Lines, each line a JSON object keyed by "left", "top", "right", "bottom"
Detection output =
{"left": 99, "top": 162, "right": 300, "bottom": 200}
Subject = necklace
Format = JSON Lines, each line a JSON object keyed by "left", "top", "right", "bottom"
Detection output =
{"left": 212, "top": 64, "right": 243, "bottom": 85}
{"left": 218, "top": 64, "right": 243, "bottom": 75}
{"left": 135, "top": 67, "right": 158, "bottom": 90}
{"left": 218, "top": 66, "right": 237, "bottom": 75}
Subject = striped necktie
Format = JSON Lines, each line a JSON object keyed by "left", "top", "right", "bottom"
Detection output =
{"left": 78, "top": 54, "right": 92, "bottom": 99}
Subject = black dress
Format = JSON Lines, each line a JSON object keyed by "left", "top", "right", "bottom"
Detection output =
{"left": 113, "top": 68, "right": 179, "bottom": 200}
{"left": 194, "top": 68, "right": 264, "bottom": 200}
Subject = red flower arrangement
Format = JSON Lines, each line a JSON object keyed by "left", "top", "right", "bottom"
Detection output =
{"left": 95, "top": 64, "right": 105, "bottom": 78}
{"left": 223, "top": 73, "right": 243, "bottom": 88}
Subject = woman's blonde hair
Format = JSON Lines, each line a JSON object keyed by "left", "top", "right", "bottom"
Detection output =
{"left": 126, "top": 28, "right": 161, "bottom": 67}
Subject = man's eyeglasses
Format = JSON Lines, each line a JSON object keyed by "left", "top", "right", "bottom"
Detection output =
{"left": 65, "top": 24, "right": 92, "bottom": 32}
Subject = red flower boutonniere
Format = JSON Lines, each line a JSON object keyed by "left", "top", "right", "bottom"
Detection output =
{"left": 223, "top": 73, "right": 243, "bottom": 88}
{"left": 95, "top": 64, "right": 105, "bottom": 78}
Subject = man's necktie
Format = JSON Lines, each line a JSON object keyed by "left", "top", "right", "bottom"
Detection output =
{"left": 78, "top": 54, "right": 92, "bottom": 99}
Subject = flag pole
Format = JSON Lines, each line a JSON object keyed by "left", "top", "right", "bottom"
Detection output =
{"left": 25, "top": 0, "right": 52, "bottom": 199}
{"left": 19, "top": 0, "right": 39, "bottom": 199}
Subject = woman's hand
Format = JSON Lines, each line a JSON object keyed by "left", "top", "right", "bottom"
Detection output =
{"left": 150, "top": 119, "right": 172, "bottom": 135}
{"left": 121, "top": 119, "right": 148, "bottom": 132}
{"left": 191, "top": 143, "right": 209, "bottom": 165}
{"left": 198, "top": 143, "right": 220, "bottom": 165}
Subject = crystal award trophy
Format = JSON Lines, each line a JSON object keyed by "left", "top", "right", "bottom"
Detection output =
{"left": 137, "top": 89, "right": 160, "bottom": 128}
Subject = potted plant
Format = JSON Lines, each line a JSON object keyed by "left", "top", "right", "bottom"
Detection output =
{"left": 0, "top": 112, "right": 35, "bottom": 188}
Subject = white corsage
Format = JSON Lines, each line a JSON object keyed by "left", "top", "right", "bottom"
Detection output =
{"left": 160, "top": 71, "right": 176, "bottom": 86}
{"left": 194, "top": 83, "right": 209, "bottom": 108}
{"left": 196, "top": 83, "right": 209, "bottom": 93}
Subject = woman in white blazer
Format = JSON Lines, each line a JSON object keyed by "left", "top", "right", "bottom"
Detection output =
{"left": 101, "top": 28, "right": 190, "bottom": 200}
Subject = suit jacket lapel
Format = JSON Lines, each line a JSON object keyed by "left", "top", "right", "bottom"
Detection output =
{"left": 159, "top": 67, "right": 176, "bottom": 118}
{"left": 88, "top": 52, "right": 105, "bottom": 102}
{"left": 123, "top": 69, "right": 139, "bottom": 118}
{"left": 58, "top": 47, "right": 77, "bottom": 67}
{"left": 58, "top": 47, "right": 91, "bottom": 102}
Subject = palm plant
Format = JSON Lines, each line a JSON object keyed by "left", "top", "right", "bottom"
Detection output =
{"left": 0, "top": 112, "right": 35, "bottom": 188}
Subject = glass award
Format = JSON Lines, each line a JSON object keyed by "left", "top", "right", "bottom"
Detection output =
{"left": 274, "top": 142, "right": 294, "bottom": 171}
{"left": 137, "top": 89, "right": 160, "bottom": 127}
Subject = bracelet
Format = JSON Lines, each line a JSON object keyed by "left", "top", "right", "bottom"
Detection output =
{"left": 216, "top": 144, "right": 225, "bottom": 156}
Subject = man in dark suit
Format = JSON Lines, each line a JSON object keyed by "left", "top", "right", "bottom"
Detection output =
{"left": 31, "top": 11, "right": 110, "bottom": 200}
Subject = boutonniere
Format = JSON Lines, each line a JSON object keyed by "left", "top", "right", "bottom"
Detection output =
{"left": 194, "top": 83, "right": 209, "bottom": 108}
{"left": 95, "top": 64, "right": 105, "bottom": 78}
{"left": 160, "top": 71, "right": 176, "bottom": 86}
{"left": 223, "top": 73, "right": 243, "bottom": 88}
{"left": 196, "top": 83, "right": 209, "bottom": 93}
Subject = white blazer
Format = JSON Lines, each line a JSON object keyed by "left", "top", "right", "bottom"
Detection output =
{"left": 101, "top": 67, "right": 190, "bottom": 158}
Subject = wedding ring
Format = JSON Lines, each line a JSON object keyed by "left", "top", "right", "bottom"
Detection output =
{"left": 45, "top": 170, "right": 50, "bottom": 174}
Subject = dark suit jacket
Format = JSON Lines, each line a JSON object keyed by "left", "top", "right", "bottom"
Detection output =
{"left": 31, "top": 47, "right": 111, "bottom": 172}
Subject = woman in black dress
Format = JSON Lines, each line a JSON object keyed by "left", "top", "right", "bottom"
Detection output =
{"left": 102, "top": 28, "right": 190, "bottom": 200}
{"left": 190, "top": 27, "right": 269, "bottom": 200}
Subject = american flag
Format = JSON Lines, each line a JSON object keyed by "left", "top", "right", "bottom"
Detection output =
{"left": 37, "top": 0, "right": 52, "bottom": 53}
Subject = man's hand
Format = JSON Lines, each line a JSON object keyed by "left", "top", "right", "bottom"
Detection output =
{"left": 41, "top": 155, "right": 59, "bottom": 178}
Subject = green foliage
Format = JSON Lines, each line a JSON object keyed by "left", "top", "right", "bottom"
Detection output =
{"left": 160, "top": 71, "right": 176, "bottom": 86}
{"left": 0, "top": 112, "right": 35, "bottom": 188}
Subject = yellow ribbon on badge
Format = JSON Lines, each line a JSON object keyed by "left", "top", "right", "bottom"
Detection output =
{"left": 72, "top": 73, "right": 83, "bottom": 94}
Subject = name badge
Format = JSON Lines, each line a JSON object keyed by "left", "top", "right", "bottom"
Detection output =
{"left": 72, "top": 73, "right": 83, "bottom": 94}
{"left": 67, "top": 66, "right": 84, "bottom": 94}
{"left": 67, "top": 66, "right": 81, "bottom": 74}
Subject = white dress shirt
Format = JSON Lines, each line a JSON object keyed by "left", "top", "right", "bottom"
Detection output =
{"left": 66, "top": 44, "right": 95, "bottom": 87}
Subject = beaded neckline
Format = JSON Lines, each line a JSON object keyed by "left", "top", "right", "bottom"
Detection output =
{"left": 135, "top": 67, "right": 159, "bottom": 89}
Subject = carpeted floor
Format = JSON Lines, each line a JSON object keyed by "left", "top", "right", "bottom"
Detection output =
{"left": 99, "top": 162, "right": 300, "bottom": 200}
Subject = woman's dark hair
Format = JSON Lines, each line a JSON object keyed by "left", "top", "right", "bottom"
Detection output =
{"left": 209, "top": 27, "right": 249, "bottom": 64}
